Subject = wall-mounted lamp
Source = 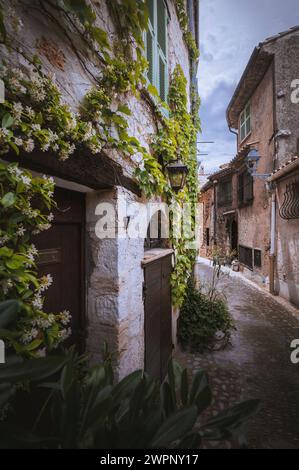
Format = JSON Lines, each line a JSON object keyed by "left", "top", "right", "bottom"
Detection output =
{"left": 166, "top": 159, "right": 188, "bottom": 192}
{"left": 246, "top": 148, "right": 271, "bottom": 181}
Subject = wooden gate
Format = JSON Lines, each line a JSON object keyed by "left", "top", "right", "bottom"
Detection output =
{"left": 34, "top": 186, "right": 86, "bottom": 350}
{"left": 143, "top": 253, "right": 173, "bottom": 381}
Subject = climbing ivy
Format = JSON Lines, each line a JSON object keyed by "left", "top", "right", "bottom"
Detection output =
{"left": 153, "top": 65, "right": 200, "bottom": 305}
{"left": 0, "top": 0, "right": 200, "bottom": 307}
{"left": 175, "top": 0, "right": 200, "bottom": 61}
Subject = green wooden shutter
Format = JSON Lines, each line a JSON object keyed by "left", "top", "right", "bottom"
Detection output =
{"left": 156, "top": 0, "right": 168, "bottom": 102}
{"left": 145, "top": 0, "right": 168, "bottom": 104}
{"left": 146, "top": 27, "right": 154, "bottom": 84}
{"left": 147, "top": 0, "right": 154, "bottom": 27}
{"left": 157, "top": 0, "right": 166, "bottom": 55}
{"left": 146, "top": 0, "right": 155, "bottom": 86}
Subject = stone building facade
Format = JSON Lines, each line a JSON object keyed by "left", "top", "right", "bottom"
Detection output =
{"left": 0, "top": 0, "right": 199, "bottom": 377}
{"left": 200, "top": 27, "right": 299, "bottom": 306}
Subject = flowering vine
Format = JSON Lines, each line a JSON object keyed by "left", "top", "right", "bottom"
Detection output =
{"left": 0, "top": 0, "right": 201, "bottom": 310}
{"left": 0, "top": 163, "right": 71, "bottom": 356}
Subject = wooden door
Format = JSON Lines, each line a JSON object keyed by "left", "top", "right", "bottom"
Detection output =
{"left": 143, "top": 254, "right": 172, "bottom": 381}
{"left": 33, "top": 186, "right": 86, "bottom": 350}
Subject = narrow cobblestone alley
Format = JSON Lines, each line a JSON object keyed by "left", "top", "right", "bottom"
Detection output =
{"left": 176, "top": 261, "right": 299, "bottom": 449}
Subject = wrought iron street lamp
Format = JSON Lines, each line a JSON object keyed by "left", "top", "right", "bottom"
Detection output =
{"left": 166, "top": 159, "right": 188, "bottom": 192}
{"left": 245, "top": 148, "right": 271, "bottom": 181}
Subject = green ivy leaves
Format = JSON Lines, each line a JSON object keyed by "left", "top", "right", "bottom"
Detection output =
{"left": 2, "top": 113, "right": 14, "bottom": 129}
{"left": 1, "top": 192, "right": 16, "bottom": 208}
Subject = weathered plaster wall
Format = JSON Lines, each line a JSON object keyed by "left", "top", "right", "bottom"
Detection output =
{"left": 261, "top": 31, "right": 299, "bottom": 305}
{"left": 1, "top": 0, "right": 191, "bottom": 176}
{"left": 236, "top": 64, "right": 275, "bottom": 280}
{"left": 1, "top": 0, "right": 195, "bottom": 376}
{"left": 275, "top": 176, "right": 299, "bottom": 306}
{"left": 263, "top": 30, "right": 299, "bottom": 166}
{"left": 167, "top": 0, "right": 191, "bottom": 111}
{"left": 86, "top": 187, "right": 147, "bottom": 377}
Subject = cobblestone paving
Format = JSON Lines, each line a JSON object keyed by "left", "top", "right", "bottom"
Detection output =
{"left": 175, "top": 262, "right": 299, "bottom": 449}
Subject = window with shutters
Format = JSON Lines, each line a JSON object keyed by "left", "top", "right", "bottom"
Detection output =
{"left": 217, "top": 179, "right": 232, "bottom": 207}
{"left": 239, "top": 245, "right": 253, "bottom": 270}
{"left": 238, "top": 170, "right": 254, "bottom": 206}
{"left": 254, "top": 249, "right": 262, "bottom": 268}
{"left": 145, "top": 0, "right": 168, "bottom": 103}
{"left": 239, "top": 102, "right": 251, "bottom": 143}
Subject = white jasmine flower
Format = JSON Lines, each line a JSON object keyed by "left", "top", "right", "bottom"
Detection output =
{"left": 21, "top": 328, "right": 39, "bottom": 344}
{"left": 20, "top": 175, "right": 31, "bottom": 186}
{"left": 37, "top": 223, "right": 51, "bottom": 232}
{"left": 36, "top": 348, "right": 46, "bottom": 358}
{"left": 47, "top": 213, "right": 54, "bottom": 222}
{"left": 25, "top": 106, "right": 35, "bottom": 119}
{"left": 32, "top": 294, "right": 43, "bottom": 310}
{"left": 41, "top": 143, "right": 50, "bottom": 152}
{"left": 39, "top": 274, "right": 53, "bottom": 292}
{"left": 29, "top": 244, "right": 38, "bottom": 256}
{"left": 32, "top": 313, "right": 55, "bottom": 329}
{"left": 43, "top": 175, "right": 54, "bottom": 184}
{"left": 30, "top": 87, "right": 46, "bottom": 103}
{"left": 12, "top": 102, "right": 23, "bottom": 120}
{"left": 16, "top": 225, "right": 26, "bottom": 237}
{"left": 59, "top": 310, "right": 71, "bottom": 326}
{"left": 0, "top": 128, "right": 10, "bottom": 140}
{"left": 59, "top": 143, "right": 76, "bottom": 161}
{"left": 14, "top": 137, "right": 23, "bottom": 146}
{"left": 23, "top": 139, "right": 35, "bottom": 153}
{"left": 31, "top": 123, "right": 41, "bottom": 131}
{"left": 58, "top": 327, "right": 72, "bottom": 341}
{"left": 11, "top": 68, "right": 25, "bottom": 80}
{"left": 48, "top": 130, "right": 58, "bottom": 143}
{"left": 8, "top": 165, "right": 22, "bottom": 177}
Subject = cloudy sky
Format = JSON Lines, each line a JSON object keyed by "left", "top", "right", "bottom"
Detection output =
{"left": 198, "top": 0, "right": 299, "bottom": 173}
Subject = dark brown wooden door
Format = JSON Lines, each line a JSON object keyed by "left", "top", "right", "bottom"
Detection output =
{"left": 144, "top": 254, "right": 172, "bottom": 381}
{"left": 33, "top": 186, "right": 86, "bottom": 350}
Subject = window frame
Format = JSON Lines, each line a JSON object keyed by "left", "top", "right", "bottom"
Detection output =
{"left": 253, "top": 249, "right": 262, "bottom": 268}
{"left": 239, "top": 245, "right": 253, "bottom": 270}
{"left": 239, "top": 102, "right": 251, "bottom": 143}
{"left": 238, "top": 169, "right": 254, "bottom": 207}
{"left": 217, "top": 178, "right": 233, "bottom": 207}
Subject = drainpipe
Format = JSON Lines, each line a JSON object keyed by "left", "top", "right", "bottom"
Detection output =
{"left": 213, "top": 180, "right": 217, "bottom": 245}
{"left": 269, "top": 189, "right": 276, "bottom": 294}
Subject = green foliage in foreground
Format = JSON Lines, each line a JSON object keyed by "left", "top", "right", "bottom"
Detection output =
{"left": 178, "top": 280, "right": 235, "bottom": 353}
{"left": 0, "top": 300, "right": 258, "bottom": 449}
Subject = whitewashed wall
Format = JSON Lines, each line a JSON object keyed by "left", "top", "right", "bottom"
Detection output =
{"left": 1, "top": 0, "right": 193, "bottom": 375}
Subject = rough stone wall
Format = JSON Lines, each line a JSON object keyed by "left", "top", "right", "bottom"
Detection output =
{"left": 236, "top": 64, "right": 275, "bottom": 280}
{"left": 199, "top": 186, "right": 214, "bottom": 257}
{"left": 85, "top": 187, "right": 146, "bottom": 378}
{"left": 263, "top": 30, "right": 299, "bottom": 166}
